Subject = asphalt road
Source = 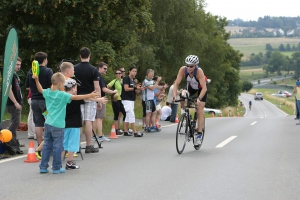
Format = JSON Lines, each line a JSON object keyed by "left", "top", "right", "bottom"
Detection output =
{"left": 1, "top": 94, "right": 300, "bottom": 200}
{"left": 251, "top": 75, "right": 293, "bottom": 85}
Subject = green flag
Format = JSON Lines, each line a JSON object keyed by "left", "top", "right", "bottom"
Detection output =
{"left": 0, "top": 28, "right": 19, "bottom": 122}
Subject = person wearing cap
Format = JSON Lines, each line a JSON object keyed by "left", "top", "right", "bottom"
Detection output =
{"left": 108, "top": 69, "right": 126, "bottom": 135}
{"left": 32, "top": 72, "right": 98, "bottom": 174}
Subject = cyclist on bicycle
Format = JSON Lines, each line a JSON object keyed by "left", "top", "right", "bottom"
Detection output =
{"left": 172, "top": 55, "right": 207, "bottom": 147}
{"left": 249, "top": 100, "right": 252, "bottom": 110}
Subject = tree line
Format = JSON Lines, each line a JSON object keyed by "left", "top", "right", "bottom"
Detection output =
{"left": 229, "top": 16, "right": 300, "bottom": 32}
{"left": 0, "top": 0, "right": 243, "bottom": 109}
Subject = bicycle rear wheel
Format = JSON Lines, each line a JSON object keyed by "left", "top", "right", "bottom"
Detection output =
{"left": 176, "top": 113, "right": 189, "bottom": 154}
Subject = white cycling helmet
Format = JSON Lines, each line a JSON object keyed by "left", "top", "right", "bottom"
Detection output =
{"left": 185, "top": 55, "right": 199, "bottom": 65}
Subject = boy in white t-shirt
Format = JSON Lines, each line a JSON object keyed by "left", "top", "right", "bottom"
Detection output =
{"left": 160, "top": 102, "right": 172, "bottom": 121}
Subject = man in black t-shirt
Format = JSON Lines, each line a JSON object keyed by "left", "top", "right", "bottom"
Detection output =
{"left": 6, "top": 57, "right": 24, "bottom": 154}
{"left": 26, "top": 52, "right": 53, "bottom": 146}
{"left": 92, "top": 62, "right": 117, "bottom": 142}
{"left": 74, "top": 47, "right": 101, "bottom": 153}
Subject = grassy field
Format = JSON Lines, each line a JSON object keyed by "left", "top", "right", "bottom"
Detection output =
{"left": 228, "top": 37, "right": 300, "bottom": 60}
{"left": 240, "top": 66, "right": 266, "bottom": 81}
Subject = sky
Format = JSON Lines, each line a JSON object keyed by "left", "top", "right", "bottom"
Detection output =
{"left": 205, "top": 0, "right": 300, "bottom": 21}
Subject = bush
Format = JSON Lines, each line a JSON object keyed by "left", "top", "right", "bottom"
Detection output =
{"left": 242, "top": 80, "right": 253, "bottom": 92}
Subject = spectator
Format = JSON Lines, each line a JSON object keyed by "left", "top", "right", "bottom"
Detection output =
{"left": 121, "top": 66, "right": 145, "bottom": 137}
{"left": 161, "top": 102, "right": 172, "bottom": 121}
{"left": 26, "top": 52, "right": 53, "bottom": 147}
{"left": 92, "top": 62, "right": 117, "bottom": 142}
{"left": 294, "top": 80, "right": 300, "bottom": 125}
{"left": 6, "top": 57, "right": 24, "bottom": 154}
{"left": 167, "top": 81, "right": 182, "bottom": 122}
{"left": 153, "top": 79, "right": 168, "bottom": 128}
{"left": 74, "top": 47, "right": 101, "bottom": 153}
{"left": 295, "top": 78, "right": 300, "bottom": 120}
{"left": 33, "top": 72, "right": 98, "bottom": 174}
{"left": 142, "top": 69, "right": 164, "bottom": 132}
{"left": 108, "top": 69, "right": 126, "bottom": 135}
{"left": 27, "top": 90, "right": 36, "bottom": 139}
{"left": 119, "top": 67, "right": 126, "bottom": 79}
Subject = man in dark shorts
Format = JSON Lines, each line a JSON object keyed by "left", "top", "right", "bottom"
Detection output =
{"left": 26, "top": 52, "right": 53, "bottom": 147}
{"left": 172, "top": 55, "right": 207, "bottom": 147}
{"left": 74, "top": 47, "right": 101, "bottom": 153}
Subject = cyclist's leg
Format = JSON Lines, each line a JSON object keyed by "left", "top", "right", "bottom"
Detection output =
{"left": 194, "top": 88, "right": 206, "bottom": 133}
{"left": 179, "top": 87, "right": 189, "bottom": 114}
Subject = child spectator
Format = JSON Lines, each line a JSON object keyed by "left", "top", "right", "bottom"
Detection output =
{"left": 161, "top": 102, "right": 172, "bottom": 121}
{"left": 25, "top": 52, "right": 53, "bottom": 147}
{"left": 33, "top": 72, "right": 98, "bottom": 174}
{"left": 60, "top": 62, "right": 107, "bottom": 169}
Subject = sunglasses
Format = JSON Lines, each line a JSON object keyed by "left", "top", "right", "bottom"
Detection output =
{"left": 121, "top": 71, "right": 125, "bottom": 72}
{"left": 115, "top": 73, "right": 121, "bottom": 74}
{"left": 186, "top": 65, "right": 195, "bottom": 68}
{"left": 103, "top": 68, "right": 107, "bottom": 70}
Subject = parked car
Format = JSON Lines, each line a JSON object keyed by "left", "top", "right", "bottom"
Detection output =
{"left": 204, "top": 107, "right": 222, "bottom": 115}
{"left": 254, "top": 92, "right": 263, "bottom": 100}
{"left": 272, "top": 91, "right": 287, "bottom": 97}
{"left": 279, "top": 90, "right": 292, "bottom": 97}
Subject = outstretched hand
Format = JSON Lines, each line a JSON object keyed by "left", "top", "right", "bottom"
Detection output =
{"left": 89, "top": 91, "right": 99, "bottom": 99}
{"left": 97, "top": 97, "right": 108, "bottom": 104}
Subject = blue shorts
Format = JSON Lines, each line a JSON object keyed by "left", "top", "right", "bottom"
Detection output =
{"left": 63, "top": 128, "right": 80, "bottom": 152}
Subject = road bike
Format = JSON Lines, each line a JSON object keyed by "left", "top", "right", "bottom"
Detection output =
{"left": 175, "top": 95, "right": 205, "bottom": 154}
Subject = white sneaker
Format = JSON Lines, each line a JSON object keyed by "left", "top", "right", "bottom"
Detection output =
{"left": 194, "top": 133, "right": 202, "bottom": 146}
{"left": 102, "top": 136, "right": 111, "bottom": 142}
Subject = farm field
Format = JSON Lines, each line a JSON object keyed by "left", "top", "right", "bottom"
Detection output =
{"left": 227, "top": 35, "right": 300, "bottom": 60}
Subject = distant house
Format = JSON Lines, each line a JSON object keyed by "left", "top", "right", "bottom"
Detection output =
{"left": 273, "top": 29, "right": 284, "bottom": 36}
{"left": 286, "top": 29, "right": 295, "bottom": 36}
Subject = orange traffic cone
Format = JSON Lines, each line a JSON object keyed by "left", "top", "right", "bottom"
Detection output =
{"left": 238, "top": 113, "right": 240, "bottom": 117}
{"left": 211, "top": 112, "right": 215, "bottom": 118}
{"left": 228, "top": 113, "right": 230, "bottom": 117}
{"left": 109, "top": 124, "right": 118, "bottom": 139}
{"left": 220, "top": 113, "right": 222, "bottom": 117}
{"left": 175, "top": 114, "right": 179, "bottom": 123}
{"left": 24, "top": 141, "right": 39, "bottom": 163}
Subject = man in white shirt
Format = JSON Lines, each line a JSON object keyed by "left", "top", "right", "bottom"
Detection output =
{"left": 160, "top": 102, "right": 172, "bottom": 121}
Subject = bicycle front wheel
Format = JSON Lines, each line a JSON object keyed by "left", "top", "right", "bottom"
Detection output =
{"left": 176, "top": 113, "right": 189, "bottom": 154}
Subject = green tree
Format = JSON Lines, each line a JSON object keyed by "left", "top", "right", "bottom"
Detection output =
{"left": 279, "top": 44, "right": 286, "bottom": 51}
{"left": 0, "top": 0, "right": 154, "bottom": 71}
{"left": 265, "top": 43, "right": 273, "bottom": 51}
{"left": 242, "top": 80, "right": 253, "bottom": 91}
{"left": 268, "top": 51, "right": 288, "bottom": 75}
{"left": 292, "top": 52, "right": 300, "bottom": 78}
{"left": 286, "top": 44, "right": 291, "bottom": 51}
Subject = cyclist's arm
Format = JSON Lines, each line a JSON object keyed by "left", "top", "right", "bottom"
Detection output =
{"left": 196, "top": 68, "right": 207, "bottom": 100}
{"left": 173, "top": 67, "right": 185, "bottom": 98}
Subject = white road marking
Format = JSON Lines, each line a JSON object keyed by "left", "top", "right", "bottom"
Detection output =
{"left": 0, "top": 155, "right": 27, "bottom": 163}
{"left": 250, "top": 121, "right": 257, "bottom": 125}
{"left": 216, "top": 136, "right": 237, "bottom": 148}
